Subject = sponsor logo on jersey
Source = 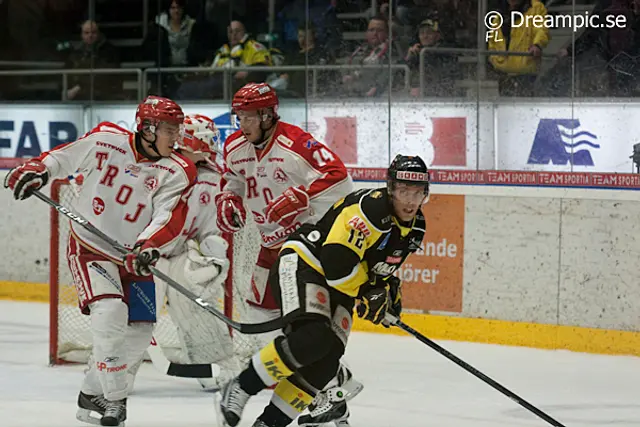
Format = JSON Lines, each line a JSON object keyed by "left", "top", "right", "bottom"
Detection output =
{"left": 347, "top": 216, "right": 371, "bottom": 237}
{"left": 276, "top": 134, "right": 294, "bottom": 147}
{"left": 257, "top": 166, "right": 267, "bottom": 178}
{"left": 231, "top": 157, "right": 256, "bottom": 165}
{"left": 386, "top": 256, "right": 402, "bottom": 263}
{"left": 125, "top": 164, "right": 140, "bottom": 177}
{"left": 199, "top": 191, "right": 211, "bottom": 206}
{"left": 144, "top": 175, "right": 158, "bottom": 192}
{"left": 371, "top": 261, "right": 397, "bottom": 276}
{"left": 96, "top": 141, "right": 127, "bottom": 155}
{"left": 261, "top": 221, "right": 302, "bottom": 245}
{"left": 92, "top": 197, "right": 105, "bottom": 215}
{"left": 147, "top": 163, "right": 175, "bottom": 174}
{"left": 370, "top": 190, "right": 383, "bottom": 199}
{"left": 377, "top": 233, "right": 390, "bottom": 250}
{"left": 305, "top": 139, "right": 319, "bottom": 149}
{"left": 393, "top": 250, "right": 403, "bottom": 256}
{"left": 273, "top": 167, "right": 288, "bottom": 184}
{"left": 268, "top": 157, "right": 284, "bottom": 163}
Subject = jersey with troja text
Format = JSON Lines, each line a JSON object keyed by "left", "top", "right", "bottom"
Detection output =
{"left": 281, "top": 188, "right": 426, "bottom": 297}
{"left": 37, "top": 122, "right": 197, "bottom": 263}
{"left": 221, "top": 121, "right": 353, "bottom": 249}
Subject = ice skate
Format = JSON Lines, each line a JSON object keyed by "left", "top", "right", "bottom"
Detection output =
{"left": 298, "top": 387, "right": 350, "bottom": 427}
{"left": 217, "top": 377, "right": 251, "bottom": 427}
{"left": 100, "top": 398, "right": 126, "bottom": 426}
{"left": 76, "top": 392, "right": 109, "bottom": 425}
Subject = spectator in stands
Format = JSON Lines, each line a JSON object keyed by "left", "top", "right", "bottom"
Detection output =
{"left": 487, "top": 0, "right": 549, "bottom": 96}
{"left": 210, "top": 20, "right": 272, "bottom": 91}
{"left": 154, "top": 0, "right": 197, "bottom": 66}
{"left": 276, "top": 23, "right": 334, "bottom": 97}
{"left": 405, "top": 15, "right": 460, "bottom": 97}
{"left": 276, "top": 0, "right": 342, "bottom": 56}
{"left": 341, "top": 15, "right": 402, "bottom": 97}
{"left": 555, "top": 0, "right": 640, "bottom": 96}
{"left": 174, "top": 19, "right": 272, "bottom": 99}
{"left": 63, "top": 19, "right": 121, "bottom": 100}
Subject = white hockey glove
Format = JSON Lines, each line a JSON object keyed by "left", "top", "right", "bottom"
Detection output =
{"left": 183, "top": 236, "right": 230, "bottom": 287}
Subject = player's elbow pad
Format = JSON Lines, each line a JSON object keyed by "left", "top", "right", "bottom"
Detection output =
{"left": 320, "top": 244, "right": 361, "bottom": 282}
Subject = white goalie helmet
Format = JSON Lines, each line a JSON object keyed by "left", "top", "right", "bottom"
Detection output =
{"left": 178, "top": 114, "right": 222, "bottom": 155}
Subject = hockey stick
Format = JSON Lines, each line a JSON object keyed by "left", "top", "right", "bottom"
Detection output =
{"left": 146, "top": 337, "right": 221, "bottom": 378}
{"left": 33, "top": 188, "right": 284, "bottom": 335}
{"left": 384, "top": 314, "right": 567, "bottom": 427}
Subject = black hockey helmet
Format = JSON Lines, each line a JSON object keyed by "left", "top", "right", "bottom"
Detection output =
{"left": 387, "top": 154, "right": 430, "bottom": 196}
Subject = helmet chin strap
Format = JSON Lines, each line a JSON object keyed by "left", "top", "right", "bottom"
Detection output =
{"left": 249, "top": 112, "right": 276, "bottom": 148}
{"left": 137, "top": 131, "right": 163, "bottom": 161}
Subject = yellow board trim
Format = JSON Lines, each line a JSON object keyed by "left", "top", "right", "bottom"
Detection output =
{"left": 0, "top": 281, "right": 49, "bottom": 302}
{"left": 3, "top": 281, "right": 639, "bottom": 357}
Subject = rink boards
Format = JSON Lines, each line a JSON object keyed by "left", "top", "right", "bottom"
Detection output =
{"left": 2, "top": 169, "right": 640, "bottom": 357}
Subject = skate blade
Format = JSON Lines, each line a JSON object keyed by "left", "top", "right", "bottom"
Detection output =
{"left": 76, "top": 408, "right": 102, "bottom": 426}
{"left": 212, "top": 392, "right": 228, "bottom": 427}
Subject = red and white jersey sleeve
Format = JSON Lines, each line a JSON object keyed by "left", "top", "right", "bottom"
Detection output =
{"left": 219, "top": 132, "right": 248, "bottom": 198}
{"left": 165, "top": 166, "right": 222, "bottom": 257}
{"left": 223, "top": 122, "right": 353, "bottom": 248}
{"left": 38, "top": 122, "right": 197, "bottom": 263}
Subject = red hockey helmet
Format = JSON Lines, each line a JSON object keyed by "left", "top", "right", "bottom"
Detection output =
{"left": 135, "top": 96, "right": 184, "bottom": 132}
{"left": 231, "top": 83, "right": 279, "bottom": 116}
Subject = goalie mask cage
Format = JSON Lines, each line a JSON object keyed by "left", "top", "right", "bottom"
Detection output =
{"left": 48, "top": 179, "right": 269, "bottom": 382}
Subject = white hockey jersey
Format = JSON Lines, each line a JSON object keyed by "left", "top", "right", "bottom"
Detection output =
{"left": 221, "top": 121, "right": 353, "bottom": 249}
{"left": 37, "top": 122, "right": 197, "bottom": 263}
{"left": 165, "top": 165, "right": 222, "bottom": 258}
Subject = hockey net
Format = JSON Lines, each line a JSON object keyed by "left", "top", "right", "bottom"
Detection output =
{"left": 49, "top": 179, "right": 268, "bottom": 386}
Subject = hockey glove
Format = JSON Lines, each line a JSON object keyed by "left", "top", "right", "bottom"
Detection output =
{"left": 214, "top": 191, "right": 247, "bottom": 234}
{"left": 124, "top": 240, "right": 160, "bottom": 276}
{"left": 356, "top": 285, "right": 390, "bottom": 325}
{"left": 263, "top": 185, "right": 310, "bottom": 228}
{"left": 4, "top": 160, "right": 49, "bottom": 200}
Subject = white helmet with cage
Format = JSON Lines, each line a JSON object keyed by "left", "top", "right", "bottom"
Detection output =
{"left": 179, "top": 114, "right": 222, "bottom": 155}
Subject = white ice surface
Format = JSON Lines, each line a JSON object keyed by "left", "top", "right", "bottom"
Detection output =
{"left": 1, "top": 300, "right": 639, "bottom": 427}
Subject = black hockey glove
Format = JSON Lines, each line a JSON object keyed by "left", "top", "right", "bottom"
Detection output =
{"left": 356, "top": 284, "right": 390, "bottom": 325}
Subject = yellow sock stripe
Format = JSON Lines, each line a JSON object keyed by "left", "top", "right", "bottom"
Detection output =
{"left": 252, "top": 340, "right": 295, "bottom": 386}
{"left": 271, "top": 378, "right": 315, "bottom": 419}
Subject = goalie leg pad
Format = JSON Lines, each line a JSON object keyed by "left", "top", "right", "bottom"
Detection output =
{"left": 89, "top": 298, "right": 129, "bottom": 401}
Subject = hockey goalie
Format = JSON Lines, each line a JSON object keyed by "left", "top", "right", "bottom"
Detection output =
{"left": 152, "top": 114, "right": 276, "bottom": 390}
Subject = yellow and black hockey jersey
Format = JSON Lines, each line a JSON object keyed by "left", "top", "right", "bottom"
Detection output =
{"left": 281, "top": 188, "right": 426, "bottom": 297}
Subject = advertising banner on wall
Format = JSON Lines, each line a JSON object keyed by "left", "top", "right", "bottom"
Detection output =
{"left": 400, "top": 194, "right": 465, "bottom": 313}
{"left": 496, "top": 103, "right": 638, "bottom": 173}
{"left": 0, "top": 102, "right": 488, "bottom": 170}
{"left": 0, "top": 105, "right": 84, "bottom": 160}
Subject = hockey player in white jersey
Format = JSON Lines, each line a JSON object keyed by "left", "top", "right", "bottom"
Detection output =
{"left": 4, "top": 96, "right": 197, "bottom": 427}
{"left": 214, "top": 83, "right": 361, "bottom": 426}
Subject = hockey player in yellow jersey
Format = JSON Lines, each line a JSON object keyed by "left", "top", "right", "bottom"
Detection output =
{"left": 216, "top": 155, "right": 429, "bottom": 427}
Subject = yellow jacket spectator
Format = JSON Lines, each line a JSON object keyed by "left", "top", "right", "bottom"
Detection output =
{"left": 212, "top": 35, "right": 272, "bottom": 68}
{"left": 488, "top": 0, "right": 550, "bottom": 75}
